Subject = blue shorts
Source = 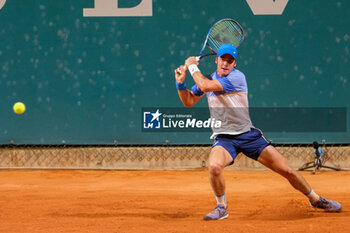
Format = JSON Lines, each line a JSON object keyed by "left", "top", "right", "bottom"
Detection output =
{"left": 212, "top": 128, "right": 270, "bottom": 165}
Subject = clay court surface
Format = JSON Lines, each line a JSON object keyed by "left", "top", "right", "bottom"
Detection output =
{"left": 0, "top": 169, "right": 349, "bottom": 233}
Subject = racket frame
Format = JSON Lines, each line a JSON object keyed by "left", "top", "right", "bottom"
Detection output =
{"left": 197, "top": 18, "right": 245, "bottom": 61}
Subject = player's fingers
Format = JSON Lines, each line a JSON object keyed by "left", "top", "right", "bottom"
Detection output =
{"left": 185, "top": 57, "right": 198, "bottom": 66}
{"left": 190, "top": 56, "right": 199, "bottom": 65}
{"left": 175, "top": 68, "right": 182, "bottom": 75}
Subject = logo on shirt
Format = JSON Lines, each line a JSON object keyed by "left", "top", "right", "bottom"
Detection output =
{"left": 143, "top": 109, "right": 162, "bottom": 129}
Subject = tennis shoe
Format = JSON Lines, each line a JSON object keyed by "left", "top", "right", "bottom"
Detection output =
{"left": 310, "top": 197, "right": 342, "bottom": 212}
{"left": 203, "top": 205, "right": 228, "bottom": 220}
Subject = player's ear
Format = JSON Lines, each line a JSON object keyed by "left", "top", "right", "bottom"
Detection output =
{"left": 233, "top": 59, "right": 237, "bottom": 68}
{"left": 215, "top": 57, "right": 218, "bottom": 64}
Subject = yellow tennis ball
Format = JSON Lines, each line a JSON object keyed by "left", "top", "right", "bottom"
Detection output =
{"left": 13, "top": 102, "right": 26, "bottom": 114}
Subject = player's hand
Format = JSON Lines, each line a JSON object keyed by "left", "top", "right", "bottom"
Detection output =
{"left": 185, "top": 57, "right": 199, "bottom": 67}
{"left": 174, "top": 65, "right": 187, "bottom": 83}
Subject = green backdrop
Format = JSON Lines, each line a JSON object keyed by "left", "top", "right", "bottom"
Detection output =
{"left": 0, "top": 0, "right": 349, "bottom": 144}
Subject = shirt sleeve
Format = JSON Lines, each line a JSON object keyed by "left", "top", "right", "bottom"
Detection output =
{"left": 217, "top": 77, "right": 237, "bottom": 93}
{"left": 218, "top": 71, "right": 248, "bottom": 93}
{"left": 191, "top": 84, "right": 204, "bottom": 96}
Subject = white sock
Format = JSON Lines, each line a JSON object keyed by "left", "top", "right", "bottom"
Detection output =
{"left": 215, "top": 193, "right": 227, "bottom": 208}
{"left": 305, "top": 188, "right": 320, "bottom": 203}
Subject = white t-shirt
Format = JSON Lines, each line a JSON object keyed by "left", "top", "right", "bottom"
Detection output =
{"left": 191, "top": 69, "right": 253, "bottom": 139}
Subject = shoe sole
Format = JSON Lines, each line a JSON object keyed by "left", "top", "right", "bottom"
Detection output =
{"left": 325, "top": 207, "right": 342, "bottom": 212}
{"left": 218, "top": 214, "right": 229, "bottom": 220}
{"left": 203, "top": 214, "right": 229, "bottom": 221}
{"left": 310, "top": 204, "right": 342, "bottom": 212}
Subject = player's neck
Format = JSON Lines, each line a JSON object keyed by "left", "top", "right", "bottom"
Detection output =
{"left": 216, "top": 68, "right": 235, "bottom": 78}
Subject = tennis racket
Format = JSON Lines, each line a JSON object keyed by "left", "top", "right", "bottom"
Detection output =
{"left": 196, "top": 18, "right": 245, "bottom": 61}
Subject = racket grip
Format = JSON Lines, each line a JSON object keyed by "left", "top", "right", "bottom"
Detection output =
{"left": 195, "top": 56, "right": 200, "bottom": 61}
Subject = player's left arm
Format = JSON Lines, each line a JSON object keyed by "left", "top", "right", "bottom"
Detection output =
{"left": 185, "top": 57, "right": 224, "bottom": 93}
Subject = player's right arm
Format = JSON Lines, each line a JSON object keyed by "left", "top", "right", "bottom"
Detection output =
{"left": 174, "top": 65, "right": 203, "bottom": 107}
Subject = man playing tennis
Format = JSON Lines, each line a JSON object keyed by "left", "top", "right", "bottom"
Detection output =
{"left": 174, "top": 44, "right": 342, "bottom": 220}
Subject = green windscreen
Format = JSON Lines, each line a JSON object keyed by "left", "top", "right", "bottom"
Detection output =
{"left": 0, "top": 0, "right": 349, "bottom": 144}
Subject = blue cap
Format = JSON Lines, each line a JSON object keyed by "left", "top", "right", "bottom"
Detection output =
{"left": 217, "top": 44, "right": 237, "bottom": 60}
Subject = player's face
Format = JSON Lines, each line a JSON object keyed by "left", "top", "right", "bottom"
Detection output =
{"left": 215, "top": 54, "right": 236, "bottom": 77}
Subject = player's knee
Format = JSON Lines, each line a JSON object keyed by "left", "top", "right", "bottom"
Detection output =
{"left": 209, "top": 163, "right": 223, "bottom": 176}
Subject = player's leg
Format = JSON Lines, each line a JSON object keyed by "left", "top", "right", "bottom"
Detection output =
{"left": 208, "top": 146, "right": 233, "bottom": 204}
{"left": 258, "top": 145, "right": 311, "bottom": 194}
{"left": 204, "top": 145, "right": 233, "bottom": 220}
{"left": 258, "top": 145, "right": 342, "bottom": 211}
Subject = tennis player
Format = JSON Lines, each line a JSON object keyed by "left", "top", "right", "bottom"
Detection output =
{"left": 174, "top": 44, "right": 342, "bottom": 220}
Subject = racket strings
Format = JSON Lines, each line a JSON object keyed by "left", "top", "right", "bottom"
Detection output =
{"left": 208, "top": 21, "right": 244, "bottom": 52}
{"left": 210, "top": 25, "right": 242, "bottom": 48}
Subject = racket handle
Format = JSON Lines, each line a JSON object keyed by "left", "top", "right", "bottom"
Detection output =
{"left": 195, "top": 56, "right": 200, "bottom": 61}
